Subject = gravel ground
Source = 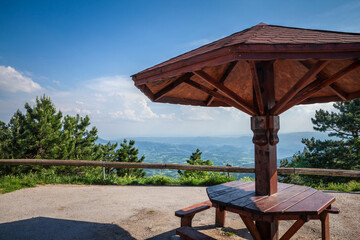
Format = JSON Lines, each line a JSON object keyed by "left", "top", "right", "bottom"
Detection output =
{"left": 0, "top": 185, "right": 359, "bottom": 240}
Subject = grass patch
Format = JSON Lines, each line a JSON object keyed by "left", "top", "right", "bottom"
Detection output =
{"left": 0, "top": 169, "right": 242, "bottom": 193}
{"left": 1, "top": 169, "right": 358, "bottom": 194}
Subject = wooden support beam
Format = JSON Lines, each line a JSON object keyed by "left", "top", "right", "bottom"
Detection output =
{"left": 327, "top": 84, "right": 348, "bottom": 101}
{"left": 193, "top": 70, "right": 256, "bottom": 115}
{"left": 184, "top": 79, "right": 253, "bottom": 115}
{"left": 300, "top": 96, "right": 342, "bottom": 105}
{"left": 249, "top": 60, "right": 265, "bottom": 115}
{"left": 280, "top": 219, "right": 305, "bottom": 240}
{"left": 137, "top": 84, "right": 155, "bottom": 101}
{"left": 278, "top": 60, "right": 360, "bottom": 114}
{"left": 207, "top": 61, "right": 237, "bottom": 106}
{"left": 239, "top": 215, "right": 262, "bottom": 240}
{"left": 271, "top": 60, "right": 328, "bottom": 115}
{"left": 153, "top": 73, "right": 194, "bottom": 101}
{"left": 320, "top": 212, "right": 330, "bottom": 240}
{"left": 300, "top": 61, "right": 348, "bottom": 101}
{"left": 156, "top": 96, "right": 207, "bottom": 106}
{"left": 215, "top": 208, "right": 226, "bottom": 227}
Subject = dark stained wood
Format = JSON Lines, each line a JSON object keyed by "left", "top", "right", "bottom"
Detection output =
{"left": 208, "top": 182, "right": 255, "bottom": 199}
{"left": 215, "top": 208, "right": 226, "bottom": 227}
{"left": 320, "top": 212, "right": 330, "bottom": 240}
{"left": 271, "top": 60, "right": 329, "bottom": 115}
{"left": 175, "top": 200, "right": 213, "bottom": 227}
{"left": 327, "top": 84, "right": 348, "bottom": 100}
{"left": 251, "top": 61, "right": 279, "bottom": 198}
{"left": 284, "top": 191, "right": 335, "bottom": 215}
{"left": 181, "top": 215, "right": 195, "bottom": 227}
{"left": 176, "top": 226, "right": 216, "bottom": 240}
{"left": 134, "top": 50, "right": 237, "bottom": 85}
{"left": 211, "top": 182, "right": 255, "bottom": 204}
{"left": 137, "top": 84, "right": 155, "bottom": 101}
{"left": 239, "top": 215, "right": 262, "bottom": 240}
{"left": 257, "top": 219, "right": 279, "bottom": 240}
{"left": 248, "top": 60, "right": 264, "bottom": 115}
{"left": 228, "top": 183, "right": 294, "bottom": 210}
{"left": 153, "top": 73, "right": 194, "bottom": 101}
{"left": 207, "top": 182, "right": 335, "bottom": 216}
{"left": 207, "top": 61, "right": 238, "bottom": 106}
{"left": 324, "top": 206, "right": 340, "bottom": 214}
{"left": 184, "top": 79, "right": 254, "bottom": 114}
{"left": 132, "top": 43, "right": 360, "bottom": 85}
{"left": 175, "top": 200, "right": 212, "bottom": 217}
{"left": 193, "top": 70, "right": 256, "bottom": 115}
{"left": 157, "top": 96, "right": 208, "bottom": 106}
{"left": 207, "top": 181, "right": 248, "bottom": 196}
{"left": 265, "top": 188, "right": 318, "bottom": 214}
{"left": 300, "top": 61, "right": 348, "bottom": 101}
{"left": 279, "top": 219, "right": 305, "bottom": 240}
{"left": 300, "top": 96, "right": 342, "bottom": 104}
{"left": 245, "top": 185, "right": 309, "bottom": 213}
{"left": 279, "top": 60, "right": 360, "bottom": 114}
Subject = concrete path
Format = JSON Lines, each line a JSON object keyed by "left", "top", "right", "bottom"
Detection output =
{"left": 0, "top": 185, "right": 359, "bottom": 239}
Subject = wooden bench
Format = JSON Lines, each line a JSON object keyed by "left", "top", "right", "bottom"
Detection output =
{"left": 176, "top": 227, "right": 216, "bottom": 240}
{"left": 175, "top": 200, "right": 226, "bottom": 239}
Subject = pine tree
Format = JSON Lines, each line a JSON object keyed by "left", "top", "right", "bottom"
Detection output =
{"left": 63, "top": 114, "right": 100, "bottom": 160}
{"left": 280, "top": 99, "right": 360, "bottom": 184}
{"left": 99, "top": 141, "right": 118, "bottom": 161}
{"left": 23, "top": 95, "right": 64, "bottom": 159}
{"left": 178, "top": 148, "right": 214, "bottom": 178}
{"left": 111, "top": 139, "right": 146, "bottom": 177}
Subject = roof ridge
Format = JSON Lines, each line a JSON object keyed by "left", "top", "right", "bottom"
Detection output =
{"left": 265, "top": 24, "right": 360, "bottom": 36}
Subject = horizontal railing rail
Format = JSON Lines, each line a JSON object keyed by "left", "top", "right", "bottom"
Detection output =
{"left": 0, "top": 159, "right": 359, "bottom": 178}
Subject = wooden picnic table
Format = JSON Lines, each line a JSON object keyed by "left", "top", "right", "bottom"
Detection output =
{"left": 206, "top": 181, "right": 338, "bottom": 240}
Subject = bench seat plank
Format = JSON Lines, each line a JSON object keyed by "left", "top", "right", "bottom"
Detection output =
{"left": 175, "top": 200, "right": 212, "bottom": 217}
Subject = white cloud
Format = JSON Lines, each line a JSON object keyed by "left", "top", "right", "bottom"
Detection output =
{"left": 50, "top": 75, "right": 163, "bottom": 123}
{"left": 180, "top": 106, "right": 217, "bottom": 121}
{"left": 189, "top": 39, "right": 212, "bottom": 47}
{"left": 0, "top": 66, "right": 42, "bottom": 93}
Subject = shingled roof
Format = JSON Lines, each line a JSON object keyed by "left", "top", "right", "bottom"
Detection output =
{"left": 132, "top": 23, "right": 360, "bottom": 116}
{"left": 134, "top": 23, "right": 360, "bottom": 79}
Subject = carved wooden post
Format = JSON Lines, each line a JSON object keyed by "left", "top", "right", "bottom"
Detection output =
{"left": 251, "top": 61, "right": 279, "bottom": 240}
{"left": 251, "top": 115, "right": 279, "bottom": 195}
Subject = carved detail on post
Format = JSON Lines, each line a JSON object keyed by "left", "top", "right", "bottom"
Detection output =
{"left": 268, "top": 116, "right": 280, "bottom": 146}
{"left": 251, "top": 116, "right": 279, "bottom": 146}
{"left": 251, "top": 116, "right": 268, "bottom": 146}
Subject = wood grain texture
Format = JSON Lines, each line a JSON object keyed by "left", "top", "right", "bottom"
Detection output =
{"left": 193, "top": 70, "right": 256, "bottom": 115}
{"left": 279, "top": 219, "right": 306, "bottom": 240}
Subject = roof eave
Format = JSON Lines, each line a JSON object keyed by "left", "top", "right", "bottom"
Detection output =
{"left": 132, "top": 43, "right": 360, "bottom": 86}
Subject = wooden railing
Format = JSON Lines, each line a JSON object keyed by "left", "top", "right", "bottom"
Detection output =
{"left": 0, "top": 159, "right": 359, "bottom": 178}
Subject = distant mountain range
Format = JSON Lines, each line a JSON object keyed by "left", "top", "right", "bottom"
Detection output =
{"left": 97, "top": 132, "right": 331, "bottom": 177}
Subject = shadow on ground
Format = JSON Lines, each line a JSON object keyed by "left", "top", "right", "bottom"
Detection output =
{"left": 147, "top": 225, "right": 252, "bottom": 240}
{"left": 0, "top": 217, "right": 135, "bottom": 240}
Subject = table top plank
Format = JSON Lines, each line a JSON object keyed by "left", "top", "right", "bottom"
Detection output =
{"left": 210, "top": 182, "right": 255, "bottom": 204}
{"left": 284, "top": 191, "right": 335, "bottom": 215}
{"left": 227, "top": 182, "right": 293, "bottom": 209}
{"left": 265, "top": 188, "right": 318, "bottom": 214}
{"left": 207, "top": 181, "right": 335, "bottom": 216}
{"left": 207, "top": 181, "right": 250, "bottom": 198}
{"left": 244, "top": 185, "right": 310, "bottom": 213}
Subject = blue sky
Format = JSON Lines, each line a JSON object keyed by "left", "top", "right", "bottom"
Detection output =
{"left": 1, "top": 0, "right": 359, "bottom": 139}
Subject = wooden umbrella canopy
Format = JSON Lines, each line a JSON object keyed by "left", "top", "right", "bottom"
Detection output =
{"left": 132, "top": 23, "right": 360, "bottom": 196}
